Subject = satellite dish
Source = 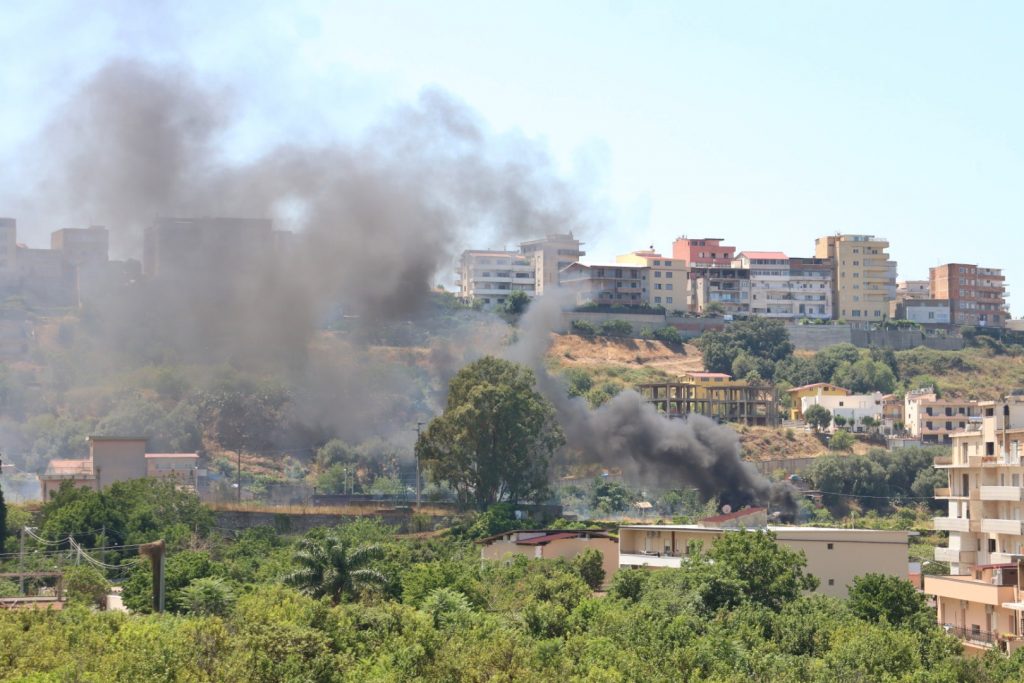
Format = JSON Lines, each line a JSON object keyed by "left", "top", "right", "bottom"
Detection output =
{"left": 721, "top": 504, "right": 732, "bottom": 514}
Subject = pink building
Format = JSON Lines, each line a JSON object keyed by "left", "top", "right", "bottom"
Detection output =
{"left": 672, "top": 237, "right": 737, "bottom": 267}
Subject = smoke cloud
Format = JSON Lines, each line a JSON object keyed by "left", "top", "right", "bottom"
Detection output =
{"left": 508, "top": 294, "right": 798, "bottom": 517}
{"left": 3, "top": 58, "right": 598, "bottom": 446}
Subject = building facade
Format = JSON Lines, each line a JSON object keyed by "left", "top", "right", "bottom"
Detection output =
{"left": 457, "top": 250, "right": 536, "bottom": 309}
{"left": 788, "top": 257, "right": 833, "bottom": 320}
{"left": 733, "top": 251, "right": 793, "bottom": 318}
{"left": 927, "top": 395, "right": 1024, "bottom": 653}
{"left": 890, "top": 299, "right": 952, "bottom": 325}
{"left": 478, "top": 530, "right": 619, "bottom": 587}
{"left": 618, "top": 522, "right": 909, "bottom": 598}
{"left": 799, "top": 391, "right": 885, "bottom": 431}
{"left": 786, "top": 383, "right": 852, "bottom": 421}
{"left": 615, "top": 249, "right": 687, "bottom": 309}
{"left": 905, "top": 388, "right": 982, "bottom": 444}
{"left": 815, "top": 234, "right": 896, "bottom": 326}
{"left": 930, "top": 263, "right": 1008, "bottom": 328}
{"left": 559, "top": 263, "right": 648, "bottom": 307}
{"left": 672, "top": 237, "right": 737, "bottom": 267}
{"left": 519, "top": 233, "right": 585, "bottom": 295}
{"left": 688, "top": 266, "right": 751, "bottom": 317}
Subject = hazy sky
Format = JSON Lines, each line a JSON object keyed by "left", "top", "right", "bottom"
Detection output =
{"left": 2, "top": 1, "right": 1021, "bottom": 313}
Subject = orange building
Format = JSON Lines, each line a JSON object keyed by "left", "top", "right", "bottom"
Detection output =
{"left": 671, "top": 237, "right": 736, "bottom": 267}
{"left": 929, "top": 263, "right": 1007, "bottom": 328}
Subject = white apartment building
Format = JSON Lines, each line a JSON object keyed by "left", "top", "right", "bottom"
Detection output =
{"left": 456, "top": 250, "right": 536, "bottom": 309}
{"left": 729, "top": 253, "right": 832, "bottom": 320}
{"left": 927, "top": 395, "right": 1024, "bottom": 653}
{"left": 733, "top": 251, "right": 792, "bottom": 318}
{"left": 800, "top": 391, "right": 884, "bottom": 431}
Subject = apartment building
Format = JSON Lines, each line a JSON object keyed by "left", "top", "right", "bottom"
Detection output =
{"left": 733, "top": 251, "right": 792, "bottom": 318}
{"left": 615, "top": 249, "right": 686, "bottom": 309}
{"left": 619, "top": 518, "right": 909, "bottom": 598}
{"left": 143, "top": 217, "right": 275, "bottom": 278}
{"left": 926, "top": 395, "right": 1024, "bottom": 653}
{"left": 519, "top": 232, "right": 585, "bottom": 295}
{"left": 815, "top": 234, "right": 897, "bottom": 326}
{"left": 688, "top": 266, "right": 751, "bottom": 317}
{"left": 672, "top": 236, "right": 736, "bottom": 267}
{"left": 905, "top": 388, "right": 982, "bottom": 444}
{"left": 788, "top": 257, "right": 833, "bottom": 320}
{"left": 930, "top": 263, "right": 1008, "bottom": 328}
{"left": 51, "top": 226, "right": 109, "bottom": 267}
{"left": 559, "top": 263, "right": 648, "bottom": 306}
{"left": 457, "top": 250, "right": 536, "bottom": 309}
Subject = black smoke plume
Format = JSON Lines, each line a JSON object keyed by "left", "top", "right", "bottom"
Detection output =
{"left": 507, "top": 294, "right": 799, "bottom": 518}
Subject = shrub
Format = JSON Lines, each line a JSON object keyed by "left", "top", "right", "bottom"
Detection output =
{"left": 830, "top": 430, "right": 855, "bottom": 451}
{"left": 571, "top": 320, "right": 598, "bottom": 336}
{"left": 653, "top": 326, "right": 683, "bottom": 345}
{"left": 599, "top": 320, "right": 633, "bottom": 338}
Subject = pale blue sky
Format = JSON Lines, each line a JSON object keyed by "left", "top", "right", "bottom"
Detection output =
{"left": 1, "top": 1, "right": 1021, "bottom": 313}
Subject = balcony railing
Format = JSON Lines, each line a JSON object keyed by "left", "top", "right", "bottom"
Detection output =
{"left": 979, "top": 486, "right": 1024, "bottom": 502}
{"left": 934, "top": 455, "right": 953, "bottom": 467}
{"left": 943, "top": 624, "right": 999, "bottom": 646}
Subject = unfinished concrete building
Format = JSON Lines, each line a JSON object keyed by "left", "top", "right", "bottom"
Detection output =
{"left": 638, "top": 381, "right": 779, "bottom": 426}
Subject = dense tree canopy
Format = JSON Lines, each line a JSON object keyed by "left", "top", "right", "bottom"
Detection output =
{"left": 416, "top": 356, "right": 564, "bottom": 509}
{"left": 698, "top": 318, "right": 794, "bottom": 378}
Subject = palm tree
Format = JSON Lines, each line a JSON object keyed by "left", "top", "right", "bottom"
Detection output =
{"left": 285, "top": 533, "right": 387, "bottom": 603}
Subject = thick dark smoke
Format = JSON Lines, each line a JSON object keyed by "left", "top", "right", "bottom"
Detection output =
{"left": 507, "top": 294, "right": 798, "bottom": 518}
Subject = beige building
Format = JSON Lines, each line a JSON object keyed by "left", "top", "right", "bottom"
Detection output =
{"left": 456, "top": 250, "right": 536, "bottom": 309}
{"left": 618, "top": 518, "right": 909, "bottom": 598}
{"left": 559, "top": 262, "right": 648, "bottom": 307}
{"left": 927, "top": 395, "right": 1024, "bottom": 652}
{"left": 37, "top": 437, "right": 199, "bottom": 500}
{"left": 815, "top": 234, "right": 896, "bottom": 326}
{"left": 905, "top": 388, "right": 982, "bottom": 444}
{"left": 616, "top": 249, "right": 687, "bottom": 309}
{"left": 478, "top": 529, "right": 619, "bottom": 587}
{"left": 519, "top": 233, "right": 585, "bottom": 295}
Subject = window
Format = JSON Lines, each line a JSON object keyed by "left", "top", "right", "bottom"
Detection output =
{"left": 827, "top": 543, "right": 833, "bottom": 550}
{"left": 666, "top": 297, "right": 673, "bottom": 304}
{"left": 828, "top": 579, "right": 835, "bottom": 586}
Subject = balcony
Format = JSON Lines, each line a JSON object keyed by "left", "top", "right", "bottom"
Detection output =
{"left": 926, "top": 575, "right": 1017, "bottom": 606}
{"left": 934, "top": 487, "right": 952, "bottom": 498}
{"left": 933, "top": 517, "right": 980, "bottom": 532}
{"left": 934, "top": 547, "right": 977, "bottom": 564}
{"left": 934, "top": 455, "right": 954, "bottom": 467}
{"left": 619, "top": 552, "right": 683, "bottom": 569}
{"left": 981, "top": 518, "right": 1024, "bottom": 535}
{"left": 979, "top": 486, "right": 1024, "bottom": 502}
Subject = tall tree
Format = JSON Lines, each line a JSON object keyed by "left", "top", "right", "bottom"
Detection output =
{"left": 416, "top": 356, "right": 564, "bottom": 510}
{"left": 285, "top": 532, "right": 386, "bottom": 603}
{"left": 708, "top": 529, "right": 819, "bottom": 610}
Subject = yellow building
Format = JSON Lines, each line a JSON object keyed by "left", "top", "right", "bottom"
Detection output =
{"left": 618, "top": 514, "right": 909, "bottom": 598}
{"left": 926, "top": 395, "right": 1024, "bottom": 653}
{"left": 478, "top": 529, "right": 619, "bottom": 587}
{"left": 814, "top": 234, "right": 896, "bottom": 327}
{"left": 616, "top": 249, "right": 688, "bottom": 309}
{"left": 786, "top": 382, "right": 852, "bottom": 421}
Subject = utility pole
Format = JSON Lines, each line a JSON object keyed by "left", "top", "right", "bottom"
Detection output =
{"left": 18, "top": 528, "right": 24, "bottom": 595}
{"left": 415, "top": 422, "right": 424, "bottom": 508}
